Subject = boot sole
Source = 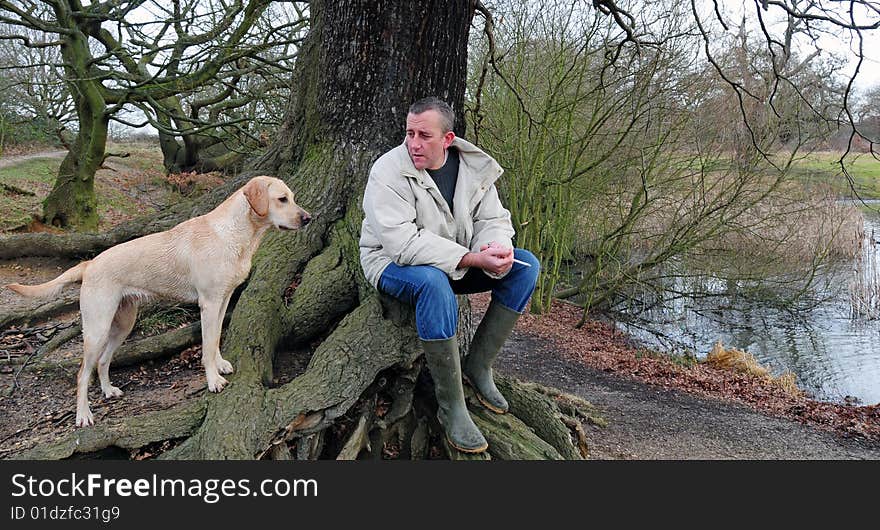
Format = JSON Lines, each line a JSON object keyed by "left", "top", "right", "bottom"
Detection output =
{"left": 447, "top": 435, "right": 488, "bottom": 454}
{"left": 463, "top": 376, "right": 509, "bottom": 415}
{"left": 474, "top": 392, "right": 508, "bottom": 415}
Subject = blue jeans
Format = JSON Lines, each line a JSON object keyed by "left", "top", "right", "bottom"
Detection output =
{"left": 378, "top": 249, "right": 541, "bottom": 340}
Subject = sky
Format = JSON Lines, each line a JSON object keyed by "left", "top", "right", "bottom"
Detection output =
{"left": 731, "top": 0, "right": 880, "bottom": 93}
{"left": 821, "top": 30, "right": 880, "bottom": 93}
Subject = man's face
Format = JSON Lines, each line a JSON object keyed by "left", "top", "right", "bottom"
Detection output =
{"left": 405, "top": 110, "right": 455, "bottom": 170}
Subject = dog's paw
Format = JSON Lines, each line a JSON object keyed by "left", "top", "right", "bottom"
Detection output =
{"left": 207, "top": 375, "right": 229, "bottom": 393}
{"left": 76, "top": 410, "right": 95, "bottom": 427}
{"left": 102, "top": 386, "right": 123, "bottom": 399}
{"left": 218, "top": 357, "right": 234, "bottom": 375}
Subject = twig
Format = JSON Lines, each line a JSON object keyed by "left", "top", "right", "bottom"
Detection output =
{"left": 7, "top": 342, "right": 37, "bottom": 398}
{"left": 473, "top": 1, "right": 539, "bottom": 132}
{"left": 35, "top": 322, "right": 81, "bottom": 358}
{"left": 0, "top": 182, "right": 36, "bottom": 196}
{"left": 5, "top": 322, "right": 80, "bottom": 397}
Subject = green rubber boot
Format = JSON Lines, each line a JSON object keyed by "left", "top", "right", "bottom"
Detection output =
{"left": 464, "top": 300, "right": 520, "bottom": 414}
{"left": 421, "top": 338, "right": 488, "bottom": 453}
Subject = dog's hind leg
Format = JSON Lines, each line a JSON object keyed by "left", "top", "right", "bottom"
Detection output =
{"left": 76, "top": 286, "right": 121, "bottom": 427}
{"left": 97, "top": 297, "right": 138, "bottom": 400}
{"left": 199, "top": 297, "right": 228, "bottom": 392}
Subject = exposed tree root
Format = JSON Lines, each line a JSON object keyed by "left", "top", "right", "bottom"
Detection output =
{"left": 494, "top": 376, "right": 585, "bottom": 460}
{"left": 11, "top": 400, "right": 207, "bottom": 460}
{"left": 281, "top": 236, "right": 358, "bottom": 345}
{"left": 111, "top": 323, "right": 203, "bottom": 368}
{"left": 0, "top": 294, "right": 79, "bottom": 329}
{"left": 35, "top": 323, "right": 82, "bottom": 359}
{"left": 335, "top": 396, "right": 376, "bottom": 460}
{"left": 8, "top": 322, "right": 203, "bottom": 376}
{"left": 151, "top": 292, "right": 463, "bottom": 459}
{"left": 6, "top": 292, "right": 604, "bottom": 460}
{"left": 525, "top": 380, "right": 608, "bottom": 428}
{"left": 0, "top": 182, "right": 36, "bottom": 196}
{"left": 469, "top": 398, "right": 564, "bottom": 460}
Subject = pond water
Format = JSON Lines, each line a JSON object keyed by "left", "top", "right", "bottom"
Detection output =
{"left": 615, "top": 208, "right": 880, "bottom": 406}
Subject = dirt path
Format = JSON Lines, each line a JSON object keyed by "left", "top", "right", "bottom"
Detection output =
{"left": 498, "top": 331, "right": 880, "bottom": 459}
{"left": 0, "top": 150, "right": 67, "bottom": 169}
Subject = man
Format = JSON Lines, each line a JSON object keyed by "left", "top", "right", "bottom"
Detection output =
{"left": 359, "top": 97, "right": 540, "bottom": 453}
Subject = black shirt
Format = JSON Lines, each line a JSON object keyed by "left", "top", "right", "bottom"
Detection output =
{"left": 426, "top": 147, "right": 459, "bottom": 213}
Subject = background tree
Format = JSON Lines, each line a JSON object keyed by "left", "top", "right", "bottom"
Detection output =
{"left": 0, "top": 0, "right": 299, "bottom": 229}
{"left": 124, "top": 2, "right": 308, "bottom": 173}
{"left": 0, "top": 24, "right": 73, "bottom": 151}
{"left": 854, "top": 84, "right": 880, "bottom": 145}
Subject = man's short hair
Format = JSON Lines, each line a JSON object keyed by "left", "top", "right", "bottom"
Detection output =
{"left": 408, "top": 97, "right": 455, "bottom": 133}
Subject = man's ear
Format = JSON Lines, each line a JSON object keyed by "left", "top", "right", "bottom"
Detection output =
{"left": 443, "top": 131, "right": 456, "bottom": 149}
{"left": 243, "top": 177, "right": 269, "bottom": 217}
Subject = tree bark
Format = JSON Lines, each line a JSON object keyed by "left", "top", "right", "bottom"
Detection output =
{"left": 42, "top": 22, "right": 108, "bottom": 230}
{"left": 167, "top": 0, "right": 483, "bottom": 458}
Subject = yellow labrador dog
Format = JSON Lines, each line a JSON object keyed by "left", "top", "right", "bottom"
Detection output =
{"left": 6, "top": 175, "right": 311, "bottom": 427}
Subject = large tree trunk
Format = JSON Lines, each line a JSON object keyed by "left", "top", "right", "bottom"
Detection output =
{"left": 42, "top": 28, "right": 108, "bottom": 231}
{"left": 42, "top": 119, "right": 107, "bottom": 231}
{"left": 153, "top": 96, "right": 206, "bottom": 174}
{"left": 154, "top": 96, "right": 192, "bottom": 174}
{"left": 10, "top": 0, "right": 596, "bottom": 460}
{"left": 168, "top": 0, "right": 480, "bottom": 459}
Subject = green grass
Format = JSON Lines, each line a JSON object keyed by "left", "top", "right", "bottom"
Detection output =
{"left": 787, "top": 151, "right": 880, "bottom": 199}
{"left": 135, "top": 304, "right": 200, "bottom": 336}
{"left": 634, "top": 347, "right": 700, "bottom": 368}
{"left": 97, "top": 181, "right": 150, "bottom": 220}
{"left": 0, "top": 156, "right": 61, "bottom": 184}
{"left": 0, "top": 157, "right": 63, "bottom": 231}
{"left": 0, "top": 142, "right": 170, "bottom": 231}
{"left": 106, "top": 141, "right": 166, "bottom": 173}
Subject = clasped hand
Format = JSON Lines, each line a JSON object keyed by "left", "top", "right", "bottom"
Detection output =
{"left": 478, "top": 241, "right": 513, "bottom": 275}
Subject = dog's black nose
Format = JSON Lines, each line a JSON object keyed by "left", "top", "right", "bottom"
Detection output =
{"left": 301, "top": 213, "right": 312, "bottom": 226}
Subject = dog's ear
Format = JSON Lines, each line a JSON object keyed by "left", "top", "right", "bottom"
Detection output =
{"left": 243, "top": 177, "right": 269, "bottom": 217}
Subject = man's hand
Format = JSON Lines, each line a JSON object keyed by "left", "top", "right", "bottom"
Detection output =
{"left": 458, "top": 241, "right": 513, "bottom": 275}
{"left": 479, "top": 241, "right": 509, "bottom": 253}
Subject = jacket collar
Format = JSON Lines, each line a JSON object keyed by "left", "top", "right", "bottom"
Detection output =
{"left": 397, "top": 137, "right": 504, "bottom": 195}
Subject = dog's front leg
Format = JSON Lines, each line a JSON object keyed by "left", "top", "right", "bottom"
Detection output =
{"left": 215, "top": 291, "right": 235, "bottom": 376}
{"left": 200, "top": 298, "right": 228, "bottom": 392}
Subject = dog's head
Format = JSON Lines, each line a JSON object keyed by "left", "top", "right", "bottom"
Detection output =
{"left": 242, "top": 175, "right": 312, "bottom": 230}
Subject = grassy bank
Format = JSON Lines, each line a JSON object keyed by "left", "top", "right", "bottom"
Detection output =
{"left": 788, "top": 151, "right": 880, "bottom": 200}
{"left": 0, "top": 142, "right": 170, "bottom": 232}
{"left": 0, "top": 157, "right": 62, "bottom": 231}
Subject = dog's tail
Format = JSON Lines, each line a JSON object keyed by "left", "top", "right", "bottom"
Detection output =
{"left": 5, "top": 261, "right": 89, "bottom": 299}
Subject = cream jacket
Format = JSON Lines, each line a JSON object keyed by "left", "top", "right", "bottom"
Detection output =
{"left": 359, "top": 137, "right": 515, "bottom": 288}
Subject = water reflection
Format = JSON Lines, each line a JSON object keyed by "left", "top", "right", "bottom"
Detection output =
{"left": 616, "top": 210, "right": 880, "bottom": 405}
